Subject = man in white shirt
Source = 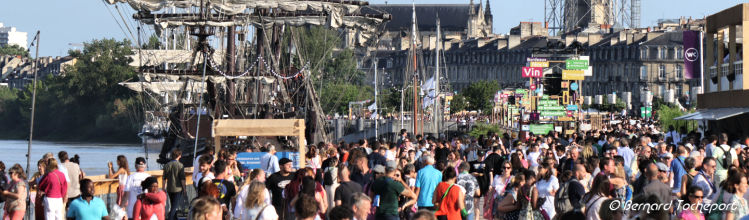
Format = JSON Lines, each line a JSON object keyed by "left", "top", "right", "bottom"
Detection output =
{"left": 192, "top": 148, "right": 215, "bottom": 184}
{"left": 123, "top": 157, "right": 151, "bottom": 218}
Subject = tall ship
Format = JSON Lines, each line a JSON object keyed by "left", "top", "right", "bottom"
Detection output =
{"left": 104, "top": 0, "right": 390, "bottom": 166}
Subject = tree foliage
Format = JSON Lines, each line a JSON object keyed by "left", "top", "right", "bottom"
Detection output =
{"left": 468, "top": 123, "right": 499, "bottom": 138}
{"left": 461, "top": 80, "right": 500, "bottom": 113}
{"left": 294, "top": 26, "right": 370, "bottom": 114}
{"left": 0, "top": 44, "right": 29, "bottom": 58}
{"left": 450, "top": 94, "right": 467, "bottom": 114}
{"left": 656, "top": 98, "right": 696, "bottom": 133}
{"left": 0, "top": 38, "right": 141, "bottom": 142}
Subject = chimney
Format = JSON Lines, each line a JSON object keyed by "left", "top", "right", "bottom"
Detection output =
{"left": 496, "top": 37, "right": 508, "bottom": 49}
{"left": 588, "top": 33, "right": 602, "bottom": 45}
{"left": 646, "top": 32, "right": 663, "bottom": 41}
{"left": 508, "top": 35, "right": 520, "bottom": 48}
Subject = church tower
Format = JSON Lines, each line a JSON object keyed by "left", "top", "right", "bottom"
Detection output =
{"left": 485, "top": 0, "right": 493, "bottom": 34}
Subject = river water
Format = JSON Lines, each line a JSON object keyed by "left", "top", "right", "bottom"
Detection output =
{"left": 0, "top": 140, "right": 161, "bottom": 176}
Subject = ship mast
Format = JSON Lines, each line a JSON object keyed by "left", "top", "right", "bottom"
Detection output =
{"left": 433, "top": 18, "right": 441, "bottom": 136}
{"left": 411, "top": 0, "right": 419, "bottom": 135}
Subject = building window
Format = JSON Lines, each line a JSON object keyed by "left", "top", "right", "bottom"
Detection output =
{"left": 659, "top": 65, "right": 666, "bottom": 79}
{"left": 659, "top": 48, "right": 667, "bottom": 60}
{"left": 641, "top": 49, "right": 647, "bottom": 59}
{"left": 676, "top": 47, "right": 683, "bottom": 60}
{"left": 735, "top": 62, "right": 743, "bottom": 76}
{"left": 640, "top": 66, "right": 648, "bottom": 80}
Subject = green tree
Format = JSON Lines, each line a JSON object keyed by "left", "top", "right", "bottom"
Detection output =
{"left": 292, "top": 26, "right": 370, "bottom": 114}
{"left": 450, "top": 94, "right": 467, "bottom": 114}
{"left": 142, "top": 34, "right": 163, "bottom": 49}
{"left": 0, "top": 44, "right": 29, "bottom": 58}
{"left": 461, "top": 81, "right": 500, "bottom": 113}
{"left": 656, "top": 100, "right": 696, "bottom": 133}
{"left": 0, "top": 38, "right": 141, "bottom": 142}
{"left": 320, "top": 83, "right": 373, "bottom": 114}
{"left": 468, "top": 123, "right": 500, "bottom": 138}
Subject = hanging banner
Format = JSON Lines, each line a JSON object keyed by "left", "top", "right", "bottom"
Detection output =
{"left": 683, "top": 30, "right": 701, "bottom": 79}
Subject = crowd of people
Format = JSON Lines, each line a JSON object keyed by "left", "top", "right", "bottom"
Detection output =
{"left": 5, "top": 118, "right": 749, "bottom": 220}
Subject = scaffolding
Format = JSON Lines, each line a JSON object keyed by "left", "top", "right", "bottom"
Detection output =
{"left": 550, "top": 0, "right": 641, "bottom": 35}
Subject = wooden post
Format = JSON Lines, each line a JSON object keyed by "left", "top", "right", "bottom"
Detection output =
{"left": 297, "top": 119, "right": 306, "bottom": 168}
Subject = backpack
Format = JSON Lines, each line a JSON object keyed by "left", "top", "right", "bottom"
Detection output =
{"left": 554, "top": 179, "right": 577, "bottom": 214}
{"left": 715, "top": 145, "right": 734, "bottom": 170}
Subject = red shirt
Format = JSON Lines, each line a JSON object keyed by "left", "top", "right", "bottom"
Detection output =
{"left": 433, "top": 182, "right": 461, "bottom": 220}
{"left": 133, "top": 190, "right": 167, "bottom": 220}
{"left": 39, "top": 170, "right": 67, "bottom": 199}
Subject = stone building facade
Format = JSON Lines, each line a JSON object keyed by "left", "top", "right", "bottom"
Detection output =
{"left": 369, "top": 19, "right": 702, "bottom": 110}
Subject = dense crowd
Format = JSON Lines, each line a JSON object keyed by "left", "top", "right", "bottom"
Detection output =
{"left": 5, "top": 118, "right": 749, "bottom": 220}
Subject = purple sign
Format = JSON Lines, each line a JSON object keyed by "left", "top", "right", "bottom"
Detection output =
{"left": 683, "top": 31, "right": 701, "bottom": 79}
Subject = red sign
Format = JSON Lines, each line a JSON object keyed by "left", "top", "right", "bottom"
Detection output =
{"left": 530, "top": 84, "right": 537, "bottom": 90}
{"left": 566, "top": 110, "right": 573, "bottom": 117}
{"left": 522, "top": 67, "right": 543, "bottom": 78}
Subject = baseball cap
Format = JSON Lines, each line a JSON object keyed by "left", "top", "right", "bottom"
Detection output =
{"left": 373, "top": 164, "right": 386, "bottom": 173}
{"left": 656, "top": 162, "right": 669, "bottom": 172}
{"left": 279, "top": 158, "right": 293, "bottom": 165}
{"left": 135, "top": 157, "right": 147, "bottom": 167}
{"left": 659, "top": 153, "right": 673, "bottom": 159}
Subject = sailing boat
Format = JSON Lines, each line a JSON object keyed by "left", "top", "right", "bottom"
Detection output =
{"left": 105, "top": 0, "right": 390, "bottom": 165}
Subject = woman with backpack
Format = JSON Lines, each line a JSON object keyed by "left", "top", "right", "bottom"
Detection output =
{"left": 495, "top": 174, "right": 526, "bottom": 220}
{"left": 721, "top": 170, "right": 749, "bottom": 220}
{"left": 433, "top": 167, "right": 464, "bottom": 220}
{"left": 517, "top": 170, "right": 545, "bottom": 220}
{"left": 680, "top": 157, "right": 698, "bottom": 197}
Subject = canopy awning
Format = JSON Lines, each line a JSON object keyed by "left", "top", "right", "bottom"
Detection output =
{"left": 674, "top": 108, "right": 749, "bottom": 120}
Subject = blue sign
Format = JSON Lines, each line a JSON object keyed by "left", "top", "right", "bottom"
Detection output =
{"left": 236, "top": 152, "right": 267, "bottom": 171}
{"left": 570, "top": 82, "right": 579, "bottom": 91}
{"left": 275, "top": 152, "right": 301, "bottom": 169}
{"left": 566, "top": 105, "right": 578, "bottom": 111}
{"left": 236, "top": 151, "right": 302, "bottom": 173}
{"left": 535, "top": 88, "right": 543, "bottom": 95}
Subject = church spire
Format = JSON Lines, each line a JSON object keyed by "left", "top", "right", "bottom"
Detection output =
{"left": 469, "top": 0, "right": 475, "bottom": 15}
{"left": 485, "top": 0, "right": 492, "bottom": 17}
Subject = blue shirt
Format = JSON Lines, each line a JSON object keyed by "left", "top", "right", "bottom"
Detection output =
{"left": 415, "top": 165, "right": 442, "bottom": 207}
{"left": 670, "top": 156, "right": 687, "bottom": 192}
{"left": 260, "top": 153, "right": 279, "bottom": 175}
{"left": 67, "top": 197, "right": 108, "bottom": 220}
{"left": 617, "top": 146, "right": 635, "bottom": 169}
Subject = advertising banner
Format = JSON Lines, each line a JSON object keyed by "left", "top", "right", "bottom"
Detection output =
{"left": 683, "top": 30, "right": 701, "bottom": 79}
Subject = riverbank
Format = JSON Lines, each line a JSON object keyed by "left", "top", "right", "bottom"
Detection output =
{"left": 0, "top": 130, "right": 141, "bottom": 144}
{"left": 0, "top": 140, "right": 160, "bottom": 176}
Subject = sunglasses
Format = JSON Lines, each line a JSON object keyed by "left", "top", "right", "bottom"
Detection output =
{"left": 690, "top": 195, "right": 704, "bottom": 199}
{"left": 504, "top": 166, "right": 512, "bottom": 169}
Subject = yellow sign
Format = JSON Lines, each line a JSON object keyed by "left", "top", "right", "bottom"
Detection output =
{"left": 562, "top": 91, "right": 570, "bottom": 104}
{"left": 530, "top": 61, "right": 549, "bottom": 68}
{"left": 562, "top": 70, "right": 585, "bottom": 80}
{"left": 558, "top": 116, "right": 575, "bottom": 121}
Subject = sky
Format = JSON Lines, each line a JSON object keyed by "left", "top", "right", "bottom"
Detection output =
{"left": 0, "top": 0, "right": 745, "bottom": 57}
